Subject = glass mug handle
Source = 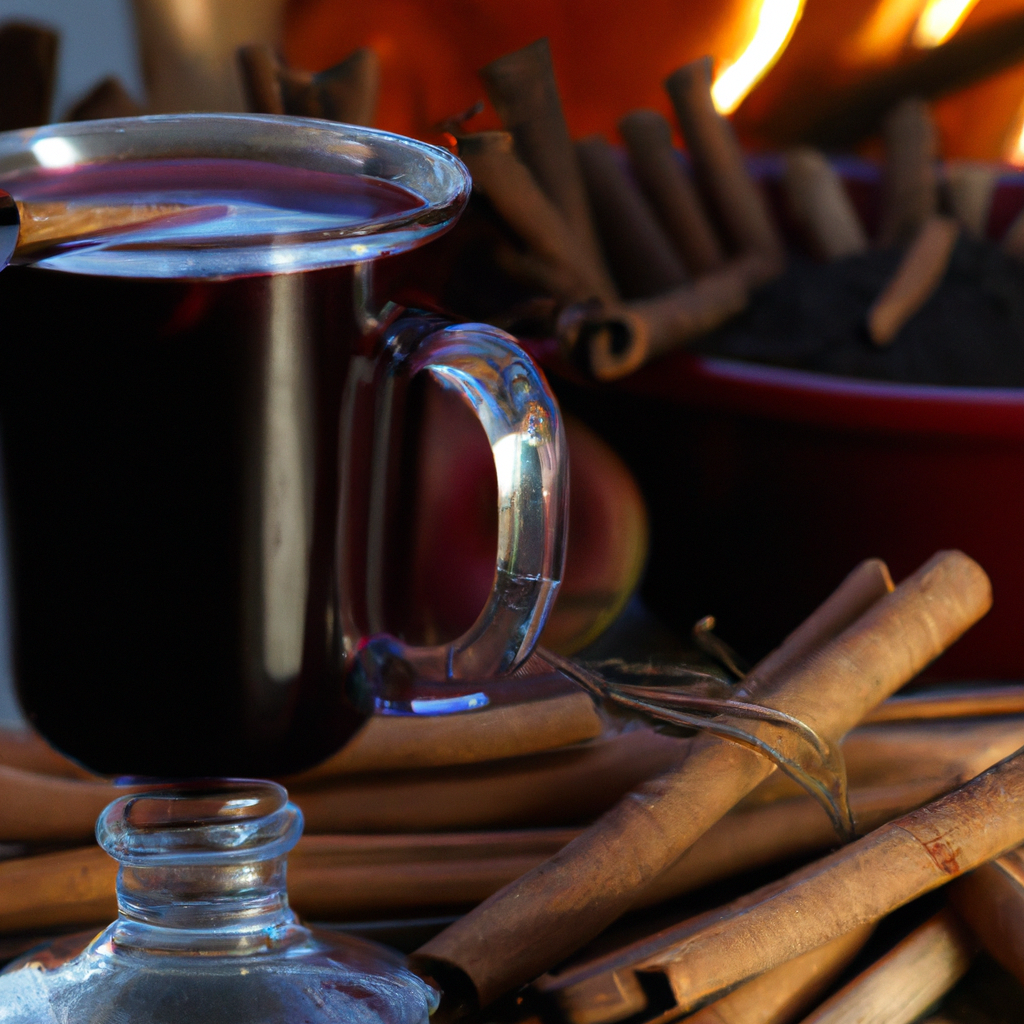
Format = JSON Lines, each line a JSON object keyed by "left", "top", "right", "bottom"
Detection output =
{"left": 339, "top": 313, "right": 569, "bottom": 684}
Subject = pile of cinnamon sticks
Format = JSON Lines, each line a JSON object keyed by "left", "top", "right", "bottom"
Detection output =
{"left": 2, "top": 550, "right": 1024, "bottom": 1020}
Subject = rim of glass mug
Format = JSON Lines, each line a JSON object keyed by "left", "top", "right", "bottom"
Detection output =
{"left": 0, "top": 113, "right": 471, "bottom": 278}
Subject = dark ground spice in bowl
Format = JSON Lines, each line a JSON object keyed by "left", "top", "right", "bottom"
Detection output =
{"left": 696, "top": 234, "right": 1024, "bottom": 387}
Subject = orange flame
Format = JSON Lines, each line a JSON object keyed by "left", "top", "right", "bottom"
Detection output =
{"left": 844, "top": 0, "right": 928, "bottom": 65}
{"left": 843, "top": 0, "right": 979, "bottom": 65}
{"left": 711, "top": 0, "right": 806, "bottom": 114}
{"left": 912, "top": 0, "right": 981, "bottom": 47}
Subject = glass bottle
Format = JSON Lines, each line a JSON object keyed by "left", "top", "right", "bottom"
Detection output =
{"left": 0, "top": 781, "right": 439, "bottom": 1024}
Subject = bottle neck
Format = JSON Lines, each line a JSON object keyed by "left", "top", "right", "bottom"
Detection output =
{"left": 110, "top": 854, "right": 302, "bottom": 954}
{"left": 96, "top": 781, "right": 306, "bottom": 955}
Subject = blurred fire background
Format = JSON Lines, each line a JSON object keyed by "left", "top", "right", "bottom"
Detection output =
{"left": 11, "top": 0, "right": 1024, "bottom": 160}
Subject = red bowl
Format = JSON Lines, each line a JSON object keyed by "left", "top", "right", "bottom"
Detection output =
{"left": 621, "top": 354, "right": 1024, "bottom": 678}
{"left": 548, "top": 159, "right": 1024, "bottom": 679}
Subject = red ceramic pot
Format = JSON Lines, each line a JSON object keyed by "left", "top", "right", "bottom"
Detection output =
{"left": 550, "top": 161, "right": 1024, "bottom": 680}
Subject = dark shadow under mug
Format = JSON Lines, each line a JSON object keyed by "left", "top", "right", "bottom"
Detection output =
{"left": 0, "top": 115, "right": 567, "bottom": 777}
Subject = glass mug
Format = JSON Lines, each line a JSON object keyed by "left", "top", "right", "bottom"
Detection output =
{"left": 0, "top": 114, "right": 567, "bottom": 778}
{"left": 0, "top": 114, "right": 568, "bottom": 1023}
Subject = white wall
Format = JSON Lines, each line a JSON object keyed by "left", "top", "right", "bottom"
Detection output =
{"left": 0, "top": 0, "right": 143, "bottom": 119}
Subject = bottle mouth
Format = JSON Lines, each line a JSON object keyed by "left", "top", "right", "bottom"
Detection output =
{"left": 97, "top": 779, "right": 304, "bottom": 867}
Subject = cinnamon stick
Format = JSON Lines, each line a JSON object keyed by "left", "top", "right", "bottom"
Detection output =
{"left": 239, "top": 44, "right": 380, "bottom": 126}
{"left": 293, "top": 728, "right": 683, "bottom": 835}
{"left": 2, "top": 198, "right": 229, "bottom": 268}
{"left": 664, "top": 57, "right": 785, "bottom": 282}
{"left": 0, "top": 830, "right": 577, "bottom": 933}
{"left": 0, "top": 776, "right": 947, "bottom": 941}
{"left": 618, "top": 109, "right": 726, "bottom": 275}
{"left": 0, "top": 727, "right": 97, "bottom": 780}
{"left": 742, "top": 557, "right": 892, "bottom": 688}
{"left": 944, "top": 161, "right": 997, "bottom": 239}
{"left": 479, "top": 39, "right": 610, "bottom": 292}
{"left": 575, "top": 134, "right": 688, "bottom": 299}
{"left": 878, "top": 99, "right": 939, "bottom": 248}
{"left": 864, "top": 683, "right": 1024, "bottom": 724}
{"left": 556, "top": 266, "right": 748, "bottom": 380}
{"left": 782, "top": 148, "right": 868, "bottom": 261}
{"left": 624, "top": 757, "right": 1017, "bottom": 1014}
{"left": 290, "top": 687, "right": 603, "bottom": 780}
{"left": 0, "top": 727, "right": 687, "bottom": 843}
{"left": 867, "top": 215, "right": 959, "bottom": 347}
{"left": 640, "top": 777, "right": 962, "bottom": 910}
{"left": 1002, "top": 204, "right": 1024, "bottom": 261}
{"left": 11, "top": 679, "right": 1018, "bottom": 789}
{"left": 414, "top": 551, "right": 991, "bottom": 1008}
{"left": 0, "top": 558, "right": 889, "bottom": 786}
{"left": 797, "top": 911, "right": 976, "bottom": 1024}
{"left": 0, "top": 23, "right": 58, "bottom": 131}
{"left": 681, "top": 924, "right": 875, "bottom": 1024}
{"left": 457, "top": 131, "right": 617, "bottom": 307}
{"left": 302, "top": 48, "right": 379, "bottom": 127}
{"left": 540, "top": 749, "right": 1021, "bottom": 1020}
{"left": 14, "top": 201, "right": 194, "bottom": 251}
{"left": 6, "top": 708, "right": 1016, "bottom": 846}
{"left": 0, "top": 765, "right": 132, "bottom": 844}
{"left": 238, "top": 43, "right": 285, "bottom": 115}
{"left": 949, "top": 844, "right": 1024, "bottom": 988}
{"left": 0, "top": 687, "right": 603, "bottom": 785}
{"left": 0, "top": 846, "right": 116, "bottom": 934}
{"left": 745, "top": 714, "right": 1024, "bottom": 808}
{"left": 67, "top": 77, "right": 144, "bottom": 121}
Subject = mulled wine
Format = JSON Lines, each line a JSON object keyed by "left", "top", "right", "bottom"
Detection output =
{"left": 0, "top": 116, "right": 566, "bottom": 780}
{"left": 0, "top": 262, "right": 366, "bottom": 778}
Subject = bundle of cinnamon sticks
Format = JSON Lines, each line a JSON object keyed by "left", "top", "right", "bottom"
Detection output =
{"left": 455, "top": 42, "right": 783, "bottom": 381}
{"left": 2, "top": 550, "right": 1024, "bottom": 1019}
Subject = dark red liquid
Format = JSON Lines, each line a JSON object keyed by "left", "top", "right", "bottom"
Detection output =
{"left": 0, "top": 260, "right": 374, "bottom": 779}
